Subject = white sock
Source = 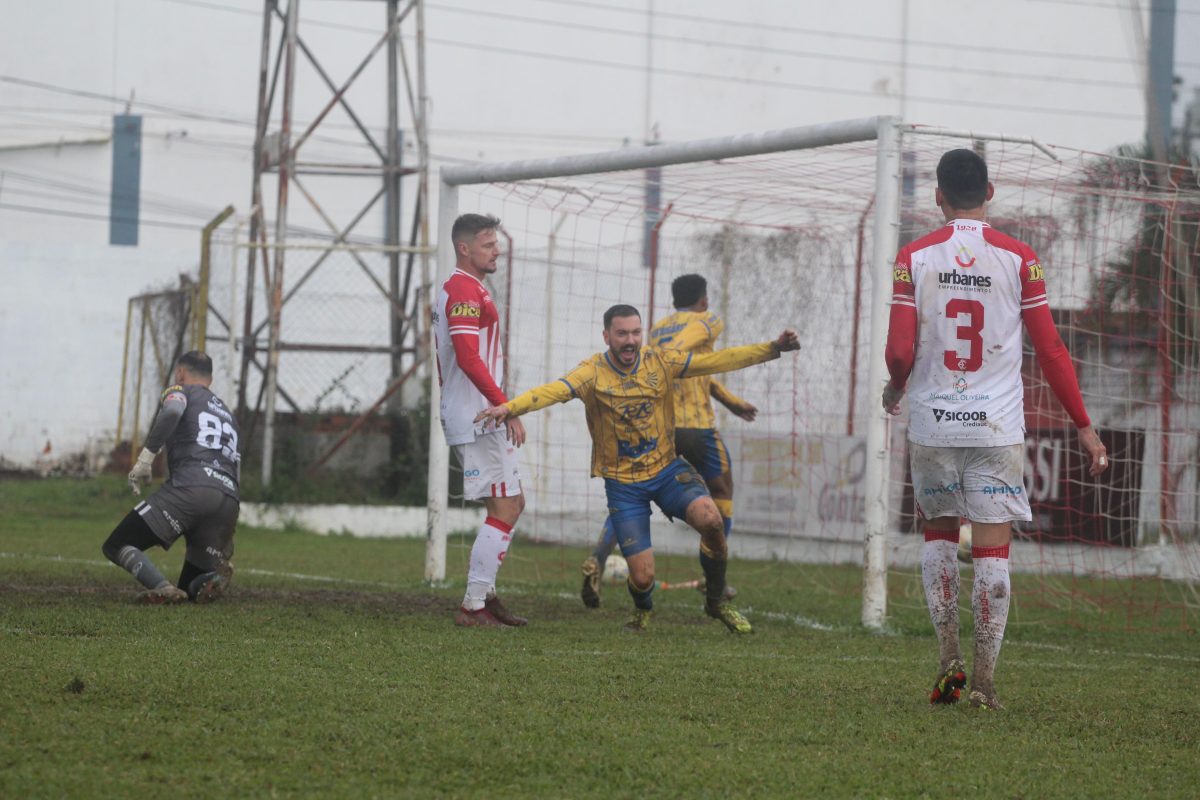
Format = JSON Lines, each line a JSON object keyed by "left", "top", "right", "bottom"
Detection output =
{"left": 921, "top": 533, "right": 961, "bottom": 668}
{"left": 971, "top": 545, "right": 1012, "bottom": 692}
{"left": 462, "top": 516, "right": 513, "bottom": 611}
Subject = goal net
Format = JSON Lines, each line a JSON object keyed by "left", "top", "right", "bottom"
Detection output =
{"left": 430, "top": 117, "right": 1200, "bottom": 631}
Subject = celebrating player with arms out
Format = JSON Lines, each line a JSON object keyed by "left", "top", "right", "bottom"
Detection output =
{"left": 579, "top": 274, "right": 757, "bottom": 608}
{"left": 477, "top": 304, "right": 799, "bottom": 634}
{"left": 883, "top": 149, "right": 1108, "bottom": 710}
{"left": 434, "top": 213, "right": 528, "bottom": 628}
{"left": 102, "top": 351, "right": 239, "bottom": 603}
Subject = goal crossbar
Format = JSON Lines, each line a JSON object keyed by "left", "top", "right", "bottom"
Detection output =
{"left": 440, "top": 117, "right": 885, "bottom": 187}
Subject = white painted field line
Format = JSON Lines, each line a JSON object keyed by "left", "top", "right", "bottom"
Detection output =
{"left": 0, "top": 551, "right": 399, "bottom": 589}
{"left": 3, "top": 551, "right": 1195, "bottom": 663}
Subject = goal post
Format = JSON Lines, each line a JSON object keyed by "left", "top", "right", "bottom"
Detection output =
{"left": 423, "top": 116, "right": 1200, "bottom": 630}
{"left": 424, "top": 116, "right": 903, "bottom": 624}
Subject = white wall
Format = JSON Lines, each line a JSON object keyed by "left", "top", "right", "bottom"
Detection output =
{"left": 0, "top": 241, "right": 191, "bottom": 466}
{"left": 2, "top": 0, "right": 1195, "bottom": 467}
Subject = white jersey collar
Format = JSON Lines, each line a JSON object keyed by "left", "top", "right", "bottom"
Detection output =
{"left": 946, "top": 219, "right": 990, "bottom": 233}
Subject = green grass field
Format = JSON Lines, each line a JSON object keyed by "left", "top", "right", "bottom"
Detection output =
{"left": 2, "top": 477, "right": 1197, "bottom": 798}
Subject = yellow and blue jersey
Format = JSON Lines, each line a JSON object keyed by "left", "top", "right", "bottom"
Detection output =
{"left": 505, "top": 342, "right": 778, "bottom": 484}
{"left": 650, "top": 310, "right": 749, "bottom": 429}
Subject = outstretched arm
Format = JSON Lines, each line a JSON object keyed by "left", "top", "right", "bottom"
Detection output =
{"left": 475, "top": 366, "right": 587, "bottom": 433}
{"left": 679, "top": 330, "right": 799, "bottom": 378}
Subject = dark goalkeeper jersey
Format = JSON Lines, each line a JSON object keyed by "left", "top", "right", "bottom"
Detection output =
{"left": 157, "top": 383, "right": 241, "bottom": 499}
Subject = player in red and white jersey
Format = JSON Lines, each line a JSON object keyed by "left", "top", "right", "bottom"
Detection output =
{"left": 883, "top": 149, "right": 1108, "bottom": 710}
{"left": 433, "top": 213, "right": 528, "bottom": 628}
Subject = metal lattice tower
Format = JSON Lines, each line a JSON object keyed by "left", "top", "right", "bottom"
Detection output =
{"left": 239, "top": 0, "right": 431, "bottom": 485}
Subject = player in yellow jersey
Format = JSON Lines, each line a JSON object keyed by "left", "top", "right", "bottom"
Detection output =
{"left": 476, "top": 303, "right": 799, "bottom": 633}
{"left": 579, "top": 275, "right": 757, "bottom": 608}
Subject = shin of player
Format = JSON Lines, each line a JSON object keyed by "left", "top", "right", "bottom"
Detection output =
{"left": 435, "top": 213, "right": 528, "bottom": 628}
{"left": 884, "top": 149, "right": 1108, "bottom": 709}
{"left": 103, "top": 350, "right": 240, "bottom": 604}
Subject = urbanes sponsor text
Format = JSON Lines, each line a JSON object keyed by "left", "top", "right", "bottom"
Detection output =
{"left": 938, "top": 271, "right": 991, "bottom": 288}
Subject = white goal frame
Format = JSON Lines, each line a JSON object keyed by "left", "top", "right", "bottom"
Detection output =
{"left": 424, "top": 116, "right": 902, "bottom": 628}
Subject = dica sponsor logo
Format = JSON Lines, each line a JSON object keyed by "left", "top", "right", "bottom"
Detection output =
{"left": 932, "top": 408, "right": 989, "bottom": 426}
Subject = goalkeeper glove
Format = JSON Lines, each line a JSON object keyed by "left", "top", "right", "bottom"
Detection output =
{"left": 128, "top": 448, "right": 156, "bottom": 496}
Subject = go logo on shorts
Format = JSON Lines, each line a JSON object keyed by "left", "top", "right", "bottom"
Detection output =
{"left": 463, "top": 469, "right": 481, "bottom": 477}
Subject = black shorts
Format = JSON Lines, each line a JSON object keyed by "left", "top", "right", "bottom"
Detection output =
{"left": 135, "top": 484, "right": 239, "bottom": 571}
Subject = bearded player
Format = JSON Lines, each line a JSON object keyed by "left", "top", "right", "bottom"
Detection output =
{"left": 579, "top": 274, "right": 757, "bottom": 608}
{"left": 434, "top": 213, "right": 528, "bottom": 628}
{"left": 102, "top": 351, "right": 239, "bottom": 603}
{"left": 883, "top": 149, "right": 1108, "bottom": 709}
{"left": 477, "top": 304, "right": 798, "bottom": 634}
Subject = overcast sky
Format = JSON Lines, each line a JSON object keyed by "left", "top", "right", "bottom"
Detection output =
{"left": 1, "top": 0, "right": 1198, "bottom": 243}
{"left": 2, "top": 0, "right": 1198, "bottom": 155}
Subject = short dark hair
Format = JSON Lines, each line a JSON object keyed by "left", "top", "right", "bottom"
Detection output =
{"left": 177, "top": 350, "right": 213, "bottom": 377}
{"left": 603, "top": 304, "right": 640, "bottom": 329}
{"left": 936, "top": 149, "right": 989, "bottom": 210}
{"left": 671, "top": 274, "right": 707, "bottom": 309}
{"left": 451, "top": 213, "right": 500, "bottom": 246}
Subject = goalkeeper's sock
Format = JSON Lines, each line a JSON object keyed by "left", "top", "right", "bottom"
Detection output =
{"left": 590, "top": 517, "right": 617, "bottom": 567}
{"left": 627, "top": 576, "right": 655, "bottom": 610}
{"left": 116, "top": 546, "right": 170, "bottom": 591}
{"left": 921, "top": 531, "right": 962, "bottom": 668}
{"left": 713, "top": 498, "right": 733, "bottom": 540}
{"left": 971, "top": 544, "right": 1011, "bottom": 691}
{"left": 462, "top": 516, "right": 513, "bottom": 611}
{"left": 699, "top": 545, "right": 728, "bottom": 606}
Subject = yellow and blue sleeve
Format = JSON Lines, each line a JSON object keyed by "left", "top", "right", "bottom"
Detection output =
{"left": 709, "top": 378, "right": 748, "bottom": 409}
{"left": 681, "top": 342, "right": 777, "bottom": 378}
{"left": 506, "top": 359, "right": 594, "bottom": 417}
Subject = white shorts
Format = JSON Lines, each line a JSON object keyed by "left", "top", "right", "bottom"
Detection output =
{"left": 909, "top": 442, "right": 1031, "bottom": 524}
{"left": 453, "top": 429, "right": 522, "bottom": 501}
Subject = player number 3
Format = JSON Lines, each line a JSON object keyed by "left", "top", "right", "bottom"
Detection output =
{"left": 943, "top": 298, "right": 985, "bottom": 373}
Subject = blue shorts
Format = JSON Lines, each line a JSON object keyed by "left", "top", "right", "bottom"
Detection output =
{"left": 604, "top": 458, "right": 710, "bottom": 558}
{"left": 674, "top": 428, "right": 731, "bottom": 481}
